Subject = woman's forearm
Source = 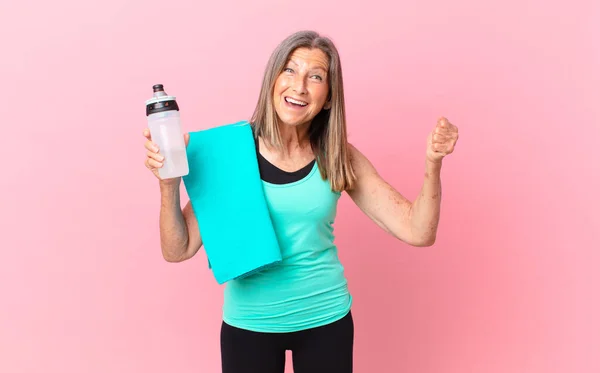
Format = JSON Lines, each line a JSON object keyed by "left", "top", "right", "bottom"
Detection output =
{"left": 409, "top": 159, "right": 443, "bottom": 246}
{"left": 158, "top": 181, "right": 190, "bottom": 261}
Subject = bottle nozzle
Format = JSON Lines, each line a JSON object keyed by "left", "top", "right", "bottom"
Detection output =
{"left": 152, "top": 84, "right": 167, "bottom": 98}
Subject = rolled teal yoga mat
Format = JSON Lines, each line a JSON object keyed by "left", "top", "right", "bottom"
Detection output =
{"left": 182, "top": 121, "right": 282, "bottom": 284}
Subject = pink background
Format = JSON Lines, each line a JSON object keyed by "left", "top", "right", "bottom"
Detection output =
{"left": 1, "top": 0, "right": 598, "bottom": 372}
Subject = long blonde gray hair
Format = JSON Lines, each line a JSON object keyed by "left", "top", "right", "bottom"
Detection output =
{"left": 250, "top": 30, "right": 356, "bottom": 192}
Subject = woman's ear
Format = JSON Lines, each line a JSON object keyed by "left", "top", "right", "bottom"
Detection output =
{"left": 324, "top": 100, "right": 332, "bottom": 110}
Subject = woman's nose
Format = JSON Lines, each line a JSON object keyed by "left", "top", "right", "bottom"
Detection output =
{"left": 292, "top": 76, "right": 307, "bottom": 94}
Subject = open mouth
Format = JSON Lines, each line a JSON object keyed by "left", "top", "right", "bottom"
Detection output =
{"left": 285, "top": 97, "right": 308, "bottom": 107}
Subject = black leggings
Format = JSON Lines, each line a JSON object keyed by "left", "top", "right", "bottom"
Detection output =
{"left": 220, "top": 311, "right": 354, "bottom": 373}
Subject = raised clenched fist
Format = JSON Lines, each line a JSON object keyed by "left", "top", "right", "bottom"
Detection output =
{"left": 426, "top": 117, "right": 459, "bottom": 163}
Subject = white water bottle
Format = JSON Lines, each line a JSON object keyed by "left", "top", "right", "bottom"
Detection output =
{"left": 145, "top": 84, "right": 189, "bottom": 179}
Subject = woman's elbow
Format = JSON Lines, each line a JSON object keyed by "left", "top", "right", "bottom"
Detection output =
{"left": 163, "top": 254, "right": 184, "bottom": 263}
{"left": 161, "top": 247, "right": 191, "bottom": 263}
{"left": 401, "top": 233, "right": 436, "bottom": 247}
{"left": 415, "top": 236, "right": 436, "bottom": 247}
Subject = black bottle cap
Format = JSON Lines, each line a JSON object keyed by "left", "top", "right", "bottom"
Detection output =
{"left": 146, "top": 84, "right": 179, "bottom": 116}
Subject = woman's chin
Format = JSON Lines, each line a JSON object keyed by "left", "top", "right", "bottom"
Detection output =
{"left": 277, "top": 115, "right": 308, "bottom": 128}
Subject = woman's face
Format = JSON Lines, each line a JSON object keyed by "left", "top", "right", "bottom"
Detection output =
{"left": 272, "top": 47, "right": 331, "bottom": 128}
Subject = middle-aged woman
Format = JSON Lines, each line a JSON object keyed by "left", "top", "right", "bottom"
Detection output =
{"left": 143, "top": 30, "right": 459, "bottom": 373}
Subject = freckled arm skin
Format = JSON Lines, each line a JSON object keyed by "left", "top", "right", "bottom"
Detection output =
{"left": 158, "top": 181, "right": 203, "bottom": 262}
{"left": 346, "top": 144, "right": 442, "bottom": 247}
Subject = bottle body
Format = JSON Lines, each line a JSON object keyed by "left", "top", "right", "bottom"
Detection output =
{"left": 145, "top": 84, "right": 189, "bottom": 179}
{"left": 147, "top": 110, "right": 189, "bottom": 179}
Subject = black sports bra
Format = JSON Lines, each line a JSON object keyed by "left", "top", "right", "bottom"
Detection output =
{"left": 254, "top": 137, "right": 315, "bottom": 184}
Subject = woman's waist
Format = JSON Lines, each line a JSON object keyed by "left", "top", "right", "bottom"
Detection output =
{"left": 222, "top": 276, "right": 352, "bottom": 332}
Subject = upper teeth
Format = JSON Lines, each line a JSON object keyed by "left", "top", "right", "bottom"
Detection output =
{"left": 286, "top": 97, "right": 307, "bottom": 106}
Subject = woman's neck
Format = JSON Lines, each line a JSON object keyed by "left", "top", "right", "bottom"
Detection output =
{"left": 275, "top": 122, "right": 311, "bottom": 158}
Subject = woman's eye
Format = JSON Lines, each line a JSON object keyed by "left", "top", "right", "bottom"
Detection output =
{"left": 284, "top": 68, "right": 294, "bottom": 73}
